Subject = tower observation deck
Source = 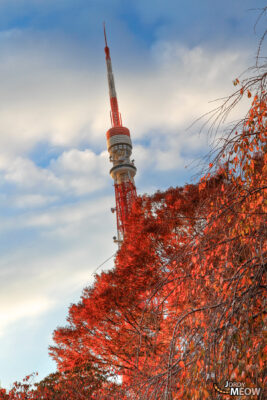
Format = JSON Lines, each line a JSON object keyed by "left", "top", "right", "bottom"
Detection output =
{"left": 103, "top": 24, "right": 137, "bottom": 245}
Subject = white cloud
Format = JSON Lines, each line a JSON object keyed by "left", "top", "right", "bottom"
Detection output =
{"left": 0, "top": 297, "right": 54, "bottom": 336}
{"left": 0, "top": 31, "right": 108, "bottom": 155}
{"left": 9, "top": 194, "right": 58, "bottom": 208}
{"left": 50, "top": 149, "right": 109, "bottom": 195}
{"left": 0, "top": 149, "right": 110, "bottom": 206}
{"left": 3, "top": 157, "right": 61, "bottom": 189}
{"left": 121, "top": 41, "right": 251, "bottom": 140}
{"left": 24, "top": 195, "right": 113, "bottom": 230}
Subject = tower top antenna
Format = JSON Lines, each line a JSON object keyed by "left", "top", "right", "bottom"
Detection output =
{"left": 103, "top": 22, "right": 110, "bottom": 60}
{"left": 103, "top": 21, "right": 108, "bottom": 47}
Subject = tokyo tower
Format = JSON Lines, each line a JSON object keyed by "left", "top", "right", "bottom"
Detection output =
{"left": 103, "top": 24, "right": 137, "bottom": 246}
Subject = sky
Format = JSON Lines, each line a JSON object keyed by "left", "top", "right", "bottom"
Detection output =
{"left": 0, "top": 0, "right": 266, "bottom": 389}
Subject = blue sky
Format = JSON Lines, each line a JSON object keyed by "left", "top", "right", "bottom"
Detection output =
{"left": 0, "top": 0, "right": 266, "bottom": 390}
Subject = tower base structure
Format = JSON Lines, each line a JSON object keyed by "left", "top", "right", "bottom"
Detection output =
{"left": 114, "top": 181, "right": 137, "bottom": 244}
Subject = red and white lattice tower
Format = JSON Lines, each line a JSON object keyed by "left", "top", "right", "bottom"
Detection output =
{"left": 104, "top": 24, "right": 137, "bottom": 245}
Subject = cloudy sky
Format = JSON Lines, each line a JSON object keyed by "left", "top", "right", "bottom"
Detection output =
{"left": 0, "top": 0, "right": 266, "bottom": 389}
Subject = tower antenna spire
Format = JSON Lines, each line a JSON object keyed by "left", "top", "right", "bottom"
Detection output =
{"left": 103, "top": 21, "right": 108, "bottom": 48}
{"left": 103, "top": 23, "right": 121, "bottom": 127}
{"left": 103, "top": 24, "right": 137, "bottom": 246}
